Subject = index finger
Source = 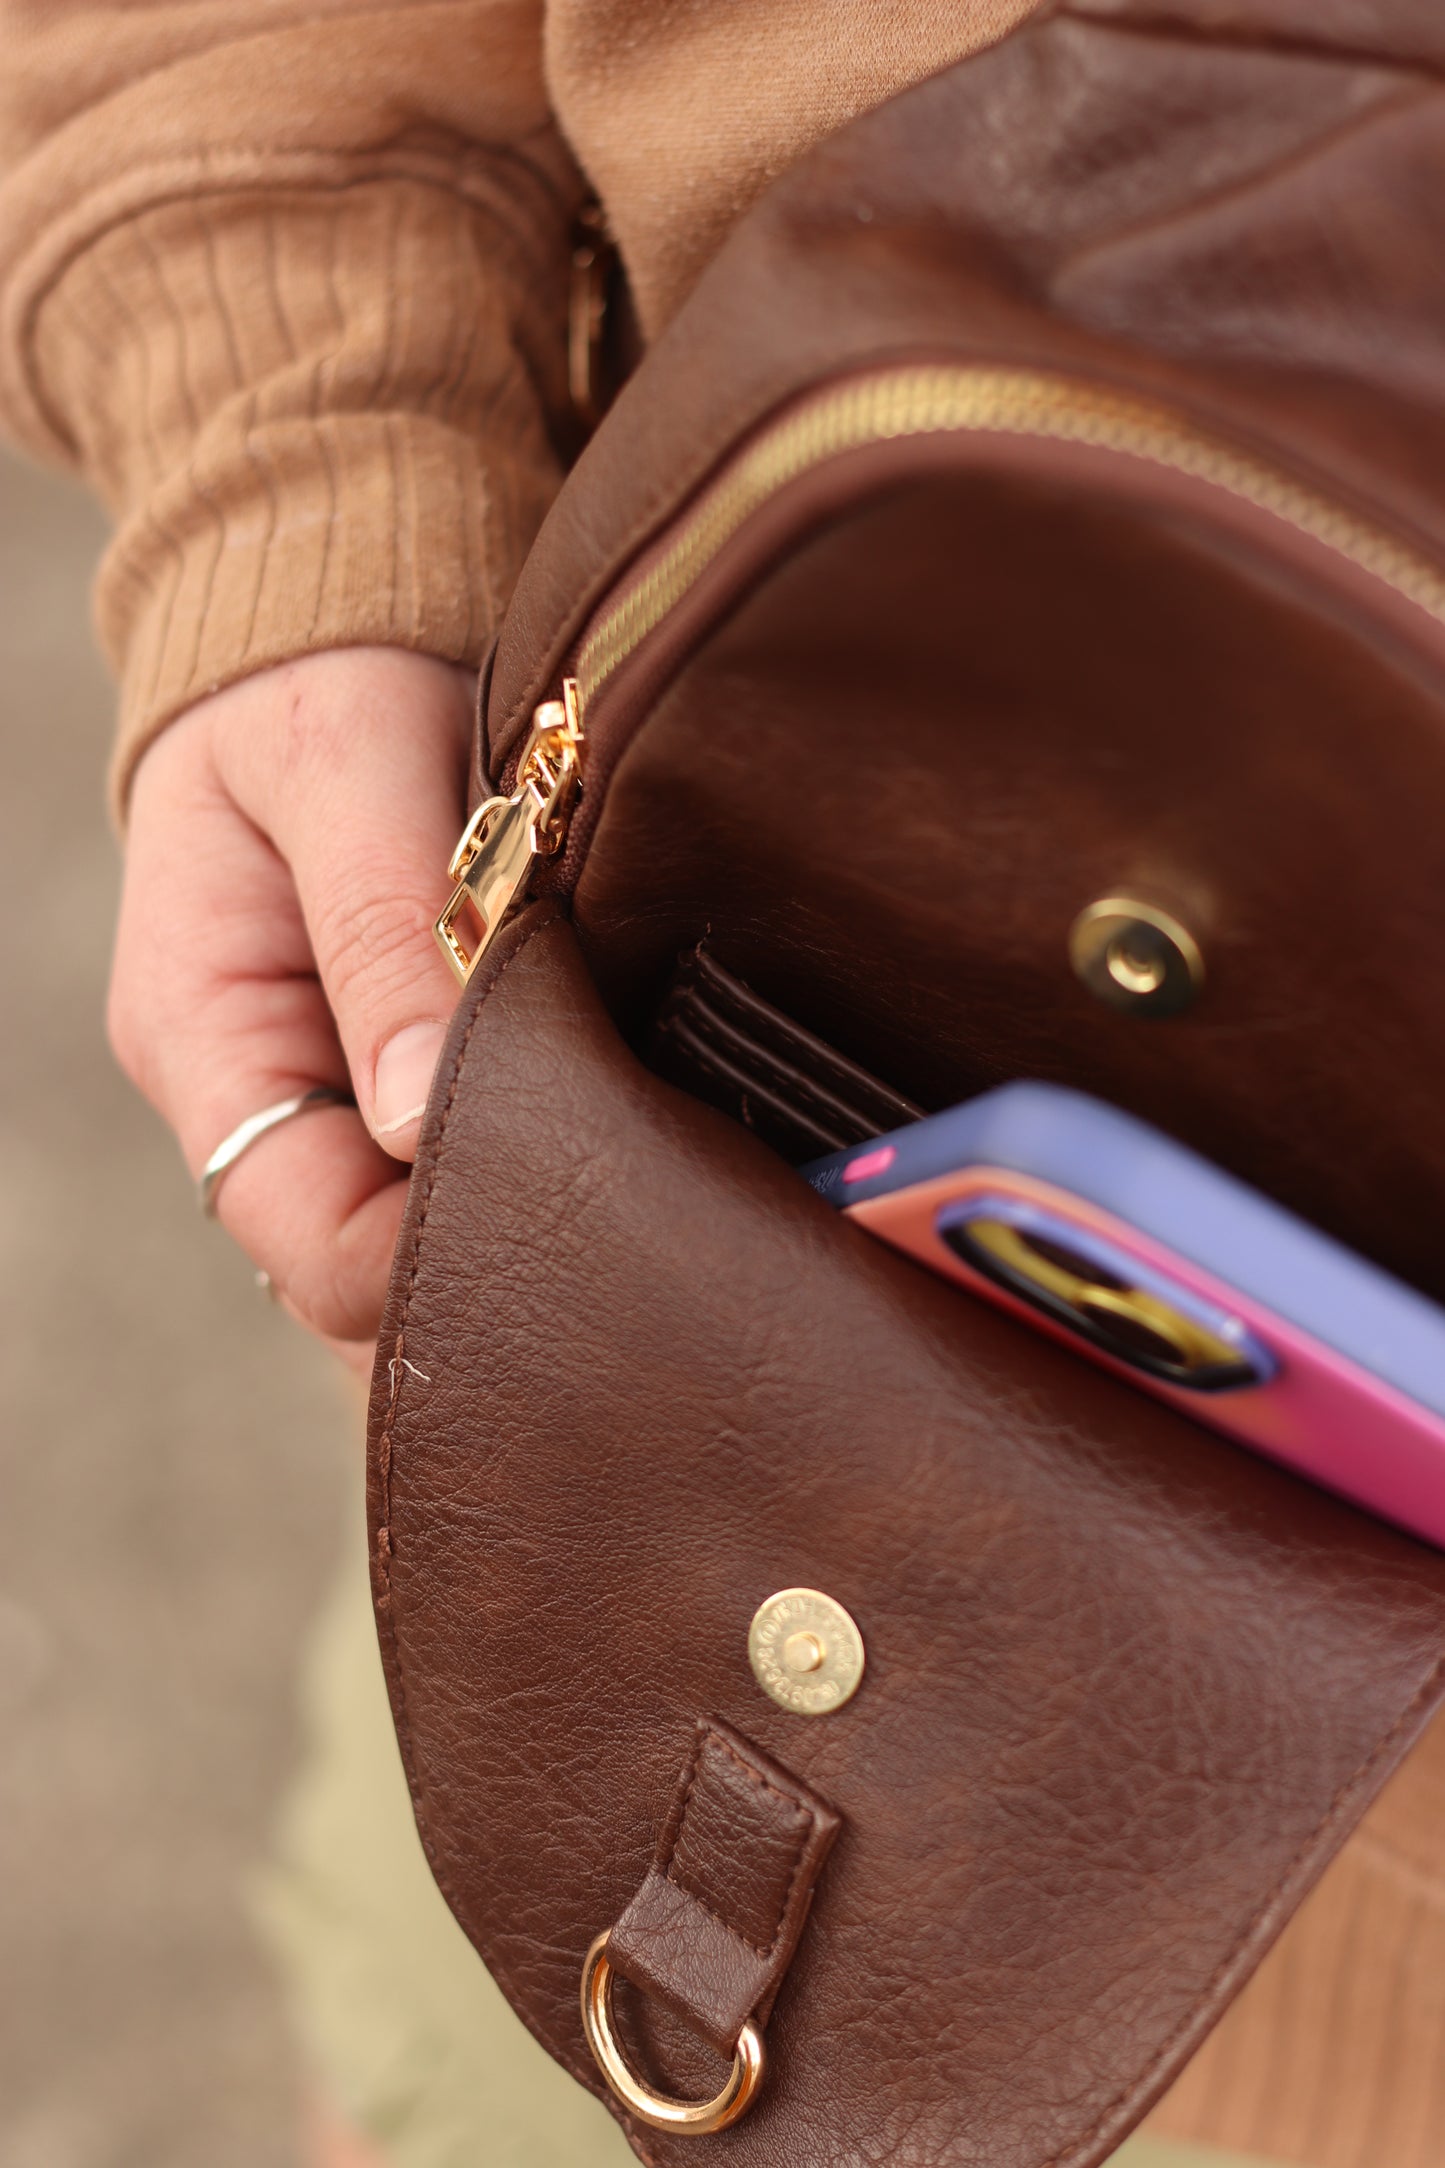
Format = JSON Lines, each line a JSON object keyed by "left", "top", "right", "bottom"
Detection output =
{"left": 113, "top": 743, "right": 410, "bottom": 1342}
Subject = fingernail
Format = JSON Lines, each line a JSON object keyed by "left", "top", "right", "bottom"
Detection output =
{"left": 372, "top": 1021, "right": 447, "bottom": 1154}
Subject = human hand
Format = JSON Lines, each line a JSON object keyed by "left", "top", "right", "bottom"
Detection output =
{"left": 110, "top": 648, "right": 475, "bottom": 1353}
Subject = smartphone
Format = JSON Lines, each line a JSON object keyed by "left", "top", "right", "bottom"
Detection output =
{"left": 804, "top": 1083, "right": 1445, "bottom": 1551}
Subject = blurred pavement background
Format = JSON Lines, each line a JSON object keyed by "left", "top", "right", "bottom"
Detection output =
{"left": 1, "top": 449, "right": 351, "bottom": 2165}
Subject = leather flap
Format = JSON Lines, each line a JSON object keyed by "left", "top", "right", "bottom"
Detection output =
{"left": 369, "top": 905, "right": 1445, "bottom": 2168}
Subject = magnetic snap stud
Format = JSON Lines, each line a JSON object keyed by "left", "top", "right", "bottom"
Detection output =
{"left": 783, "top": 1631, "right": 825, "bottom": 1674}
{"left": 748, "top": 1589, "right": 865, "bottom": 1714}
{"left": 1069, "top": 896, "right": 1204, "bottom": 1018}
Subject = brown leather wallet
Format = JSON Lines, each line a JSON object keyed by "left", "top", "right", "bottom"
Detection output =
{"left": 373, "top": 5, "right": 1445, "bottom": 2160}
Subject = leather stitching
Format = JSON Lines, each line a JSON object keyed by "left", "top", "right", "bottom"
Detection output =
{"left": 377, "top": 914, "right": 550, "bottom": 1613}
{"left": 655, "top": 1721, "right": 708, "bottom": 1879}
{"left": 369, "top": 907, "right": 669, "bottom": 2163}
{"left": 660, "top": 1721, "right": 815, "bottom": 1961}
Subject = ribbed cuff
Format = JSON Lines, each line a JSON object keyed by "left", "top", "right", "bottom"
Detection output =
{"left": 102, "top": 403, "right": 526, "bottom": 810}
{"left": 21, "top": 174, "right": 569, "bottom": 811}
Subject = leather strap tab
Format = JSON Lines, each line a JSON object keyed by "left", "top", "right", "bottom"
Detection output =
{"left": 606, "top": 1718, "right": 842, "bottom": 2058}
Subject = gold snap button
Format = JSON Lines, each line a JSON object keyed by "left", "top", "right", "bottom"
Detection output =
{"left": 748, "top": 1589, "right": 865, "bottom": 1715}
{"left": 1069, "top": 896, "right": 1204, "bottom": 1018}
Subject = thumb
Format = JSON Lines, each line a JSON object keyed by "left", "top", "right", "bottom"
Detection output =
{"left": 220, "top": 648, "right": 475, "bottom": 1162}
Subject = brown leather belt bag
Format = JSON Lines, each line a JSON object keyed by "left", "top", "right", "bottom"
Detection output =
{"left": 368, "top": 4, "right": 1445, "bottom": 2160}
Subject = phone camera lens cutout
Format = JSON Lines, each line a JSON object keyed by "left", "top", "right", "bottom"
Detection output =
{"left": 940, "top": 1209, "right": 1267, "bottom": 1393}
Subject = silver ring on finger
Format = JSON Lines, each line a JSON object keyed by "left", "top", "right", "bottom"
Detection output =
{"left": 198, "top": 1085, "right": 356, "bottom": 1219}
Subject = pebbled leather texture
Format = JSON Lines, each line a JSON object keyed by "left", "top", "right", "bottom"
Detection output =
{"left": 606, "top": 1718, "right": 842, "bottom": 2059}
{"left": 384, "top": 6, "right": 1445, "bottom": 2161}
{"left": 370, "top": 909, "right": 1445, "bottom": 2168}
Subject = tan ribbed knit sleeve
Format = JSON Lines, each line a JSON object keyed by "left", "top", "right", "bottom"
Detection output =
{"left": 0, "top": 2, "right": 583, "bottom": 803}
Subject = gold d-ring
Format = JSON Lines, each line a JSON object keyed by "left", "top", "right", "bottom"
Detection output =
{"left": 580, "top": 1934, "right": 765, "bottom": 2135}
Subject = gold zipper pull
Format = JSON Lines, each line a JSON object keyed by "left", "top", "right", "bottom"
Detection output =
{"left": 434, "top": 678, "right": 585, "bottom": 983}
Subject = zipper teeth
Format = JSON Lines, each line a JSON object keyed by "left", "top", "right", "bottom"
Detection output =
{"left": 574, "top": 364, "right": 1445, "bottom": 711}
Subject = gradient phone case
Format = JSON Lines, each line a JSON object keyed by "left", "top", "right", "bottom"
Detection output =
{"left": 805, "top": 1084, "right": 1445, "bottom": 1551}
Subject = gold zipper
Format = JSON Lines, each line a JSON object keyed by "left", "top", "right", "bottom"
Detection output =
{"left": 434, "top": 678, "right": 586, "bottom": 982}
{"left": 436, "top": 363, "right": 1445, "bottom": 983}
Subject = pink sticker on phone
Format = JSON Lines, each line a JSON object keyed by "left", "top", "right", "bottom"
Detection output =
{"left": 843, "top": 1145, "right": 897, "bottom": 1184}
